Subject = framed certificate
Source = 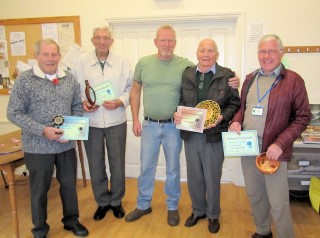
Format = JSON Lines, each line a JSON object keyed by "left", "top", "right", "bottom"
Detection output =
{"left": 60, "top": 116, "right": 89, "bottom": 140}
{"left": 91, "top": 80, "right": 117, "bottom": 105}
{"left": 176, "top": 106, "right": 207, "bottom": 133}
{"left": 222, "top": 130, "right": 260, "bottom": 157}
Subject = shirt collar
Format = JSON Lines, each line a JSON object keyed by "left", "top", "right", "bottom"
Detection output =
{"left": 258, "top": 64, "right": 282, "bottom": 77}
{"left": 33, "top": 64, "right": 66, "bottom": 79}
{"left": 91, "top": 50, "right": 113, "bottom": 67}
{"left": 196, "top": 64, "right": 216, "bottom": 75}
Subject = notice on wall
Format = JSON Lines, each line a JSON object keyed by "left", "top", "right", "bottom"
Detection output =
{"left": 0, "top": 40, "right": 8, "bottom": 60}
{"left": 248, "top": 21, "right": 265, "bottom": 46}
{"left": 58, "top": 22, "right": 75, "bottom": 57}
{"left": 10, "top": 32, "right": 26, "bottom": 56}
{"left": 42, "top": 23, "right": 59, "bottom": 43}
{"left": 0, "top": 26, "right": 6, "bottom": 41}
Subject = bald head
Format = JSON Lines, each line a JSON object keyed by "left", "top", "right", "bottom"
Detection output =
{"left": 197, "top": 38, "right": 219, "bottom": 72}
{"left": 197, "top": 38, "right": 218, "bottom": 52}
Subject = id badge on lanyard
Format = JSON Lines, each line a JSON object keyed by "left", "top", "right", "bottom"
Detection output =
{"left": 253, "top": 75, "right": 280, "bottom": 116}
{"left": 252, "top": 106, "right": 263, "bottom": 116}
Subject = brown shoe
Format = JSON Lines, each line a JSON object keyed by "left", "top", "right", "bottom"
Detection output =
{"left": 208, "top": 219, "right": 220, "bottom": 233}
{"left": 167, "top": 210, "right": 180, "bottom": 226}
{"left": 185, "top": 213, "right": 206, "bottom": 227}
{"left": 125, "top": 207, "right": 152, "bottom": 222}
{"left": 252, "top": 232, "right": 273, "bottom": 238}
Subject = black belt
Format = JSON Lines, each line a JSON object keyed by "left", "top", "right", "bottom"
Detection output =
{"left": 144, "top": 117, "right": 173, "bottom": 123}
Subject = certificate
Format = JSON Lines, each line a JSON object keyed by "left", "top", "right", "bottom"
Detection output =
{"left": 60, "top": 116, "right": 89, "bottom": 140}
{"left": 222, "top": 130, "right": 260, "bottom": 157}
{"left": 176, "top": 106, "right": 207, "bottom": 133}
{"left": 91, "top": 80, "right": 116, "bottom": 105}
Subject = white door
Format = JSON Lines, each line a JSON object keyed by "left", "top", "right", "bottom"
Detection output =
{"left": 107, "top": 14, "right": 244, "bottom": 184}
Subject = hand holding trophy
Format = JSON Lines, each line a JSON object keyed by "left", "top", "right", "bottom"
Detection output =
{"left": 51, "top": 115, "right": 64, "bottom": 135}
{"left": 85, "top": 80, "right": 100, "bottom": 109}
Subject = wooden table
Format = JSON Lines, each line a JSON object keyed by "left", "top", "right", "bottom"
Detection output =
{"left": 0, "top": 131, "right": 87, "bottom": 238}
{"left": 0, "top": 130, "right": 24, "bottom": 238}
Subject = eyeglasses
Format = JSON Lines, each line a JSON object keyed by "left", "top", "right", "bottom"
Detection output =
{"left": 258, "top": 49, "right": 281, "bottom": 56}
{"left": 199, "top": 74, "right": 204, "bottom": 90}
{"left": 93, "top": 36, "right": 112, "bottom": 42}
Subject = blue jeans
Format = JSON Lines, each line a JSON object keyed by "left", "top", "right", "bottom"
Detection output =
{"left": 137, "top": 120, "right": 182, "bottom": 210}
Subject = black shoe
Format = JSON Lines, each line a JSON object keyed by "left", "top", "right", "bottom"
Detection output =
{"left": 93, "top": 205, "right": 111, "bottom": 220}
{"left": 111, "top": 205, "right": 125, "bottom": 218}
{"left": 34, "top": 236, "right": 46, "bottom": 238}
{"left": 184, "top": 213, "right": 206, "bottom": 227}
{"left": 64, "top": 223, "right": 89, "bottom": 237}
{"left": 208, "top": 219, "right": 220, "bottom": 233}
{"left": 252, "top": 232, "right": 273, "bottom": 238}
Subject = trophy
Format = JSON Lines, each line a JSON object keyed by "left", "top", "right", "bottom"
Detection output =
{"left": 51, "top": 115, "right": 64, "bottom": 134}
{"left": 85, "top": 80, "right": 100, "bottom": 109}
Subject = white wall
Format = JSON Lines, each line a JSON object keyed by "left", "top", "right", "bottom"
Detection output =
{"left": 1, "top": 0, "right": 320, "bottom": 182}
{"left": 1, "top": 0, "right": 319, "bottom": 116}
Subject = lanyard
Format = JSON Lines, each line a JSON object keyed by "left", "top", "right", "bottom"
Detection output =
{"left": 257, "top": 76, "right": 280, "bottom": 105}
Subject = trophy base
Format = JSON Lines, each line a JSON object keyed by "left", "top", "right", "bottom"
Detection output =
{"left": 88, "top": 104, "right": 100, "bottom": 110}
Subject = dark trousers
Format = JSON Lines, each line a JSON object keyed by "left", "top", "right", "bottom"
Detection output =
{"left": 84, "top": 122, "right": 126, "bottom": 207}
{"left": 24, "top": 149, "right": 79, "bottom": 237}
{"left": 184, "top": 133, "right": 224, "bottom": 219}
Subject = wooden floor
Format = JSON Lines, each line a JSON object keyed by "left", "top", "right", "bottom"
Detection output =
{"left": 0, "top": 176, "right": 319, "bottom": 238}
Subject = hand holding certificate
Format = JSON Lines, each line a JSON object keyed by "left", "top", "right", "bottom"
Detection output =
{"left": 222, "top": 130, "right": 260, "bottom": 157}
{"left": 52, "top": 116, "right": 89, "bottom": 140}
{"left": 85, "top": 80, "right": 117, "bottom": 108}
{"left": 91, "top": 80, "right": 117, "bottom": 105}
{"left": 176, "top": 106, "right": 207, "bottom": 133}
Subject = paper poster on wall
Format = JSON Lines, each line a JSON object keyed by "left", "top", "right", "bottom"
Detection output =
{"left": 0, "top": 40, "right": 8, "bottom": 59}
{"left": 0, "top": 67, "right": 9, "bottom": 77}
{"left": 62, "top": 43, "right": 85, "bottom": 69}
{"left": 0, "top": 26, "right": 6, "bottom": 41}
{"left": 58, "top": 22, "right": 75, "bottom": 57}
{"left": 10, "top": 32, "right": 26, "bottom": 56}
{"left": 42, "top": 23, "right": 59, "bottom": 43}
{"left": 248, "top": 21, "right": 265, "bottom": 46}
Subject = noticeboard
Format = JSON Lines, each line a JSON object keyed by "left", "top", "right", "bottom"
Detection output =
{"left": 0, "top": 16, "right": 81, "bottom": 95}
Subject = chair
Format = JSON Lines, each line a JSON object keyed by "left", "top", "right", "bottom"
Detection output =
{"left": 1, "top": 170, "right": 9, "bottom": 188}
{"left": 76, "top": 141, "right": 87, "bottom": 187}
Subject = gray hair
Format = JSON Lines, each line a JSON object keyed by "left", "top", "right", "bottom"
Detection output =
{"left": 34, "top": 39, "right": 60, "bottom": 55}
{"left": 258, "top": 34, "right": 283, "bottom": 50}
{"left": 92, "top": 26, "right": 112, "bottom": 37}
{"left": 197, "top": 38, "right": 219, "bottom": 53}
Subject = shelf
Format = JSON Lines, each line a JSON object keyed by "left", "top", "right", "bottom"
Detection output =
{"left": 284, "top": 46, "right": 320, "bottom": 53}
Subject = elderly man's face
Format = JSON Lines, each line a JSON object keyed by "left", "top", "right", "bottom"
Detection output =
{"left": 197, "top": 40, "right": 219, "bottom": 69}
{"left": 91, "top": 29, "right": 113, "bottom": 55}
{"left": 35, "top": 43, "right": 61, "bottom": 75}
{"left": 258, "top": 39, "right": 284, "bottom": 74}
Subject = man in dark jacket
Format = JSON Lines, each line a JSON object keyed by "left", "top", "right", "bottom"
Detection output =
{"left": 174, "top": 38, "right": 240, "bottom": 234}
{"left": 230, "top": 34, "right": 311, "bottom": 238}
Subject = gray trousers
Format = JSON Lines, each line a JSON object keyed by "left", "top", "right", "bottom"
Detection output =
{"left": 84, "top": 122, "right": 126, "bottom": 207}
{"left": 24, "top": 149, "right": 79, "bottom": 237}
{"left": 184, "top": 133, "right": 224, "bottom": 219}
{"left": 241, "top": 156, "right": 295, "bottom": 238}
